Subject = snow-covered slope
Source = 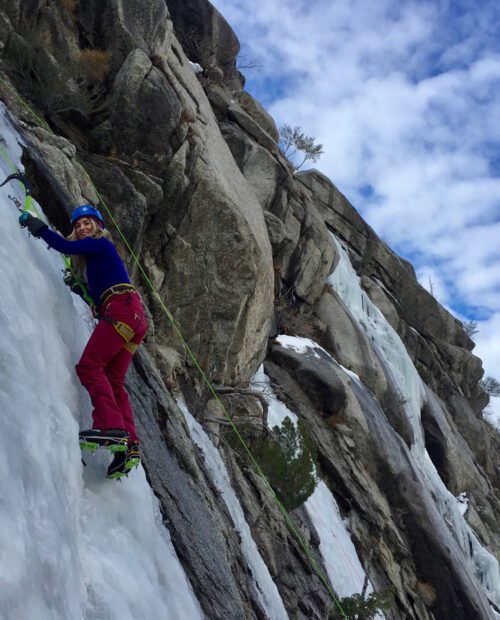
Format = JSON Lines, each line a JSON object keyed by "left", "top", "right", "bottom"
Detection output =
{"left": 0, "top": 108, "right": 202, "bottom": 620}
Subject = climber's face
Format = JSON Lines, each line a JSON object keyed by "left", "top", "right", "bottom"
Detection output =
{"left": 74, "top": 217, "right": 94, "bottom": 240}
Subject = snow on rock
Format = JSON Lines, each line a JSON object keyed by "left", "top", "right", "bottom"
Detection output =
{"left": 305, "top": 481, "right": 371, "bottom": 598}
{"left": 457, "top": 492, "right": 470, "bottom": 516}
{"left": 275, "top": 334, "right": 322, "bottom": 359}
{"left": 188, "top": 60, "right": 203, "bottom": 74}
{"left": 329, "top": 233, "right": 500, "bottom": 609}
{"left": 0, "top": 106, "right": 202, "bottom": 620}
{"left": 251, "top": 364, "right": 298, "bottom": 427}
{"left": 274, "top": 335, "right": 361, "bottom": 383}
{"left": 177, "top": 399, "right": 289, "bottom": 620}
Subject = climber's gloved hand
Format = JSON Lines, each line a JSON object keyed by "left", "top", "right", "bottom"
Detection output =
{"left": 63, "top": 268, "right": 85, "bottom": 295}
{"left": 63, "top": 268, "right": 76, "bottom": 288}
{"left": 19, "top": 212, "right": 46, "bottom": 237}
{"left": 62, "top": 269, "right": 94, "bottom": 312}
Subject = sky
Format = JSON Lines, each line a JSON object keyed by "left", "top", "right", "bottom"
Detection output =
{"left": 209, "top": 0, "right": 500, "bottom": 397}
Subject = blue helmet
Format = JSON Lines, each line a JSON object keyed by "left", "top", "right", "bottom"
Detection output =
{"left": 70, "top": 205, "right": 104, "bottom": 227}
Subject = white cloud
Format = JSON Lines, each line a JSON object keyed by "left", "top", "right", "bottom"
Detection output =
{"left": 474, "top": 314, "right": 500, "bottom": 408}
{"left": 210, "top": 0, "right": 500, "bottom": 379}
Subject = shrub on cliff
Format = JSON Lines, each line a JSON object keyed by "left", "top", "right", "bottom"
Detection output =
{"left": 226, "top": 416, "right": 318, "bottom": 511}
{"left": 329, "top": 589, "right": 394, "bottom": 620}
{"left": 80, "top": 48, "right": 111, "bottom": 83}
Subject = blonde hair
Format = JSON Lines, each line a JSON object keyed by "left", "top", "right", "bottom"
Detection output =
{"left": 66, "top": 218, "right": 113, "bottom": 278}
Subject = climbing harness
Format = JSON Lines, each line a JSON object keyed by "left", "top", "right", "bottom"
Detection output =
{"left": 99, "top": 283, "right": 136, "bottom": 307}
{"left": 0, "top": 75, "right": 349, "bottom": 619}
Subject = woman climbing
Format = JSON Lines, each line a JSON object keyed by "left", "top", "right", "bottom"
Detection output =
{"left": 20, "top": 204, "right": 148, "bottom": 479}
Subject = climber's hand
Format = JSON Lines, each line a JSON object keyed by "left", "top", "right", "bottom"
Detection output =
{"left": 19, "top": 212, "right": 46, "bottom": 237}
{"left": 63, "top": 268, "right": 76, "bottom": 287}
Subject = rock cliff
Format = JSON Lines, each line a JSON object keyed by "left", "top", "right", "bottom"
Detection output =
{"left": 0, "top": 1, "right": 498, "bottom": 618}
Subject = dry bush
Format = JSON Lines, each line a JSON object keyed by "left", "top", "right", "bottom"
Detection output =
{"left": 58, "top": 0, "right": 78, "bottom": 14}
{"left": 283, "top": 310, "right": 322, "bottom": 340}
{"left": 416, "top": 581, "right": 437, "bottom": 606}
{"left": 180, "top": 108, "right": 196, "bottom": 124}
{"left": 5, "top": 28, "right": 94, "bottom": 120}
{"left": 150, "top": 54, "right": 163, "bottom": 68}
{"left": 80, "top": 48, "right": 111, "bottom": 82}
{"left": 275, "top": 293, "right": 322, "bottom": 341}
{"left": 326, "top": 413, "right": 349, "bottom": 429}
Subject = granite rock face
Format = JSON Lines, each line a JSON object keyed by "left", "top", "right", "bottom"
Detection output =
{"left": 1, "top": 1, "right": 499, "bottom": 618}
{"left": 0, "top": 0, "right": 273, "bottom": 384}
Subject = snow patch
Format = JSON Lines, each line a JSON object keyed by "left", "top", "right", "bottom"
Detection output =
{"left": 188, "top": 60, "right": 203, "bottom": 73}
{"left": 275, "top": 334, "right": 322, "bottom": 358}
{"left": 457, "top": 492, "right": 470, "bottom": 516}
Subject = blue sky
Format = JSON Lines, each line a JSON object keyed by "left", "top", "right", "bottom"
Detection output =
{"left": 210, "top": 0, "right": 500, "bottom": 385}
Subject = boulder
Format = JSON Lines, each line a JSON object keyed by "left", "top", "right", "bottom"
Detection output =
{"left": 0, "top": 10, "right": 13, "bottom": 48}
{"left": 128, "top": 349, "right": 260, "bottom": 619}
{"left": 227, "top": 102, "right": 279, "bottom": 155}
{"left": 237, "top": 91, "right": 279, "bottom": 143}
{"left": 268, "top": 341, "right": 347, "bottom": 418}
{"left": 317, "top": 288, "right": 388, "bottom": 401}
{"left": 166, "top": 0, "right": 243, "bottom": 90}
{"left": 23, "top": 129, "right": 99, "bottom": 212}
{"left": 272, "top": 188, "right": 337, "bottom": 304}
{"left": 221, "top": 121, "right": 286, "bottom": 209}
{"left": 80, "top": 157, "right": 148, "bottom": 256}
{"left": 0, "top": 3, "right": 18, "bottom": 25}
{"left": 421, "top": 387, "right": 490, "bottom": 495}
{"left": 106, "top": 49, "right": 181, "bottom": 171}
{"left": 79, "top": 0, "right": 173, "bottom": 71}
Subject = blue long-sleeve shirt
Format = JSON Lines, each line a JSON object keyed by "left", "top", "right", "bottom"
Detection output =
{"left": 39, "top": 227, "right": 131, "bottom": 307}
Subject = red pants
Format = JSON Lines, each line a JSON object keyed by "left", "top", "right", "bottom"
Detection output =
{"left": 75, "top": 291, "right": 147, "bottom": 443}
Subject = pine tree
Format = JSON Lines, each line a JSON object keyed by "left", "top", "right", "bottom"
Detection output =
{"left": 279, "top": 124, "right": 324, "bottom": 170}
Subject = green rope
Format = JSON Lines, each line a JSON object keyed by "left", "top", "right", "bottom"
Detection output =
{"left": 0, "top": 142, "right": 16, "bottom": 173}
{"left": 85, "top": 156, "right": 348, "bottom": 620}
{"left": 0, "top": 73, "right": 349, "bottom": 618}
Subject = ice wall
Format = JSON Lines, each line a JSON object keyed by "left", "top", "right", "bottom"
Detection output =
{"left": 0, "top": 107, "right": 202, "bottom": 620}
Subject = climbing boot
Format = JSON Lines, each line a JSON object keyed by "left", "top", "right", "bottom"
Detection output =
{"left": 79, "top": 428, "right": 129, "bottom": 453}
{"left": 106, "top": 442, "right": 141, "bottom": 479}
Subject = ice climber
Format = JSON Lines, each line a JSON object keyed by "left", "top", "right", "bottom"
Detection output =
{"left": 19, "top": 205, "right": 148, "bottom": 478}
